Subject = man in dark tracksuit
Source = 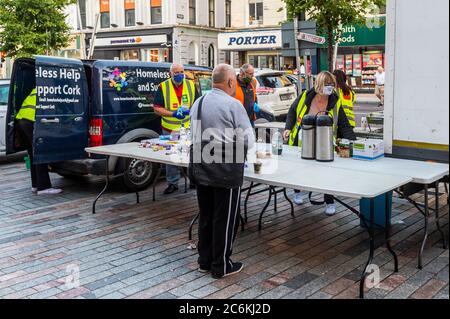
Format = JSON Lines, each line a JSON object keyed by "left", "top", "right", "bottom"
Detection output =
{"left": 190, "top": 64, "right": 255, "bottom": 279}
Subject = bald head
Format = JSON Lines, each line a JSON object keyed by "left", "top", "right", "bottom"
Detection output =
{"left": 212, "top": 64, "right": 237, "bottom": 96}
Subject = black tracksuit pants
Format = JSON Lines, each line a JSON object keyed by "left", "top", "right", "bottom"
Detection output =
{"left": 17, "top": 119, "right": 52, "bottom": 191}
{"left": 196, "top": 185, "right": 241, "bottom": 276}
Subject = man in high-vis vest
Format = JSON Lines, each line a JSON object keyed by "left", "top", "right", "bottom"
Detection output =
{"left": 283, "top": 71, "right": 356, "bottom": 216}
{"left": 154, "top": 63, "right": 200, "bottom": 195}
{"left": 16, "top": 88, "right": 62, "bottom": 195}
{"left": 234, "top": 64, "right": 259, "bottom": 125}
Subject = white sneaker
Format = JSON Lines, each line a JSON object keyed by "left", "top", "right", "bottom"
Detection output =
{"left": 293, "top": 193, "right": 304, "bottom": 205}
{"left": 37, "top": 188, "right": 62, "bottom": 195}
{"left": 32, "top": 188, "right": 38, "bottom": 194}
{"left": 325, "top": 204, "right": 337, "bottom": 216}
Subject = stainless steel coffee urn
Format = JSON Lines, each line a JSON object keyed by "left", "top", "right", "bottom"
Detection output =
{"left": 316, "top": 113, "right": 334, "bottom": 162}
{"left": 301, "top": 115, "right": 316, "bottom": 160}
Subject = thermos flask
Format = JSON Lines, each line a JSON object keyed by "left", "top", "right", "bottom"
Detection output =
{"left": 316, "top": 113, "right": 334, "bottom": 162}
{"left": 301, "top": 115, "right": 316, "bottom": 160}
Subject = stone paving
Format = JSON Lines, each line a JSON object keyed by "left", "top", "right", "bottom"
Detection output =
{"left": 0, "top": 158, "right": 448, "bottom": 299}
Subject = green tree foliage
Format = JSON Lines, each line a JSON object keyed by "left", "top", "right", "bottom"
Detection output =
{"left": 0, "top": 0, "right": 77, "bottom": 58}
{"left": 283, "top": 0, "right": 386, "bottom": 71}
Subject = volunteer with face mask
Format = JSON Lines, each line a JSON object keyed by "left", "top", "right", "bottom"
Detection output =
{"left": 154, "top": 63, "right": 200, "bottom": 195}
{"left": 234, "top": 64, "right": 259, "bottom": 125}
{"left": 283, "top": 71, "right": 356, "bottom": 216}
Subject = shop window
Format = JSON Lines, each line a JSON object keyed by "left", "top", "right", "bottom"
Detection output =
{"left": 151, "top": 0, "right": 162, "bottom": 25}
{"left": 125, "top": 0, "right": 136, "bottom": 27}
{"left": 225, "top": 0, "right": 231, "bottom": 28}
{"left": 149, "top": 49, "right": 159, "bottom": 62}
{"left": 100, "top": 0, "right": 110, "bottom": 28}
{"left": 209, "top": 0, "right": 215, "bottom": 27}
{"left": 249, "top": 0, "right": 263, "bottom": 26}
{"left": 122, "top": 50, "right": 140, "bottom": 61}
{"left": 189, "top": 0, "right": 196, "bottom": 25}
{"left": 208, "top": 44, "right": 215, "bottom": 68}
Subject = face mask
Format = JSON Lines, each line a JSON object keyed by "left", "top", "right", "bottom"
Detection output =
{"left": 173, "top": 74, "right": 185, "bottom": 84}
{"left": 323, "top": 85, "right": 334, "bottom": 96}
{"left": 242, "top": 77, "right": 252, "bottom": 85}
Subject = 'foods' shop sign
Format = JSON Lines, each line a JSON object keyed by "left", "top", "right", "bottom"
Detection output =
{"left": 218, "top": 30, "right": 282, "bottom": 51}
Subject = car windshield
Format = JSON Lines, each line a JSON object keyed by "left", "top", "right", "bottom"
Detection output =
{"left": 257, "top": 74, "right": 293, "bottom": 88}
{"left": 0, "top": 84, "right": 9, "bottom": 105}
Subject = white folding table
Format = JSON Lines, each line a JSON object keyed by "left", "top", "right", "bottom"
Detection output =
{"left": 86, "top": 142, "right": 414, "bottom": 299}
{"left": 277, "top": 144, "right": 449, "bottom": 269}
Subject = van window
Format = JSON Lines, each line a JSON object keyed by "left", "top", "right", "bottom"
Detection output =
{"left": 0, "top": 84, "right": 9, "bottom": 105}
{"left": 257, "top": 74, "right": 294, "bottom": 88}
{"left": 196, "top": 73, "right": 212, "bottom": 95}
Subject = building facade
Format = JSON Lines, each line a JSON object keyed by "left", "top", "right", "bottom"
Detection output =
{"left": 219, "top": 0, "right": 287, "bottom": 70}
{"left": 78, "top": 0, "right": 228, "bottom": 67}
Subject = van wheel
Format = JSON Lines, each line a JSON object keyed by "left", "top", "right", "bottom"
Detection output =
{"left": 119, "top": 157, "right": 158, "bottom": 192}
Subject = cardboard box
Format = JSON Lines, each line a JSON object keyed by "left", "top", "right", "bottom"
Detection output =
{"left": 352, "top": 139, "right": 384, "bottom": 160}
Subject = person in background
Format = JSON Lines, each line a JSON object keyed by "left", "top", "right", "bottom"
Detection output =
{"left": 154, "top": 63, "right": 200, "bottom": 194}
{"left": 234, "top": 63, "right": 259, "bottom": 126}
{"left": 190, "top": 64, "right": 255, "bottom": 279}
{"left": 333, "top": 69, "right": 356, "bottom": 128}
{"left": 374, "top": 66, "right": 385, "bottom": 107}
{"left": 16, "top": 88, "right": 62, "bottom": 195}
{"left": 283, "top": 71, "right": 356, "bottom": 216}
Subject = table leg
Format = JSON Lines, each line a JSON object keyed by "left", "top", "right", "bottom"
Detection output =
{"left": 274, "top": 188, "right": 278, "bottom": 213}
{"left": 283, "top": 188, "right": 295, "bottom": 217}
{"left": 244, "top": 182, "right": 254, "bottom": 223}
{"left": 360, "top": 198, "right": 375, "bottom": 299}
{"left": 152, "top": 165, "right": 162, "bottom": 202}
{"left": 189, "top": 213, "right": 199, "bottom": 241}
{"left": 92, "top": 156, "right": 110, "bottom": 215}
{"left": 385, "top": 192, "right": 399, "bottom": 272}
{"left": 435, "top": 181, "right": 448, "bottom": 249}
{"left": 258, "top": 187, "right": 273, "bottom": 231}
{"left": 418, "top": 184, "right": 429, "bottom": 270}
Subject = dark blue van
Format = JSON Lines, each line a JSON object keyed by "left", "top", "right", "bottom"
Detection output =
{"left": 6, "top": 56, "right": 212, "bottom": 191}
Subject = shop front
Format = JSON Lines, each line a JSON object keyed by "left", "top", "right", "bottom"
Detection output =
{"left": 90, "top": 29, "right": 172, "bottom": 63}
{"left": 319, "top": 16, "right": 386, "bottom": 92}
{"left": 218, "top": 29, "right": 283, "bottom": 70}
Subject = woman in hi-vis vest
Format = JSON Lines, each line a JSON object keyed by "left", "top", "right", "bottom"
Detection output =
{"left": 283, "top": 71, "right": 356, "bottom": 216}
{"left": 333, "top": 69, "right": 356, "bottom": 128}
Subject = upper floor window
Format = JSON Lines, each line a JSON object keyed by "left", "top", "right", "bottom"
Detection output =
{"left": 225, "top": 0, "right": 231, "bottom": 28}
{"left": 100, "top": 0, "right": 110, "bottom": 28}
{"left": 249, "top": 0, "right": 263, "bottom": 26}
{"left": 79, "top": 0, "right": 87, "bottom": 29}
{"left": 189, "top": 0, "right": 196, "bottom": 25}
{"left": 209, "top": 0, "right": 215, "bottom": 27}
{"left": 151, "top": 0, "right": 162, "bottom": 24}
{"left": 125, "top": 0, "right": 136, "bottom": 26}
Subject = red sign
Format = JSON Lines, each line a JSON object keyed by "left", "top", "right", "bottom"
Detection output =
{"left": 363, "top": 53, "right": 384, "bottom": 68}
{"left": 297, "top": 32, "right": 326, "bottom": 45}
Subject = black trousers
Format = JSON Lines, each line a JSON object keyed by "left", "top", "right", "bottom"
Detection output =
{"left": 196, "top": 185, "right": 241, "bottom": 276}
{"left": 17, "top": 119, "right": 52, "bottom": 191}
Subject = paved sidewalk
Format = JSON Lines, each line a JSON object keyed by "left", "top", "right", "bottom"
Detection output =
{"left": 0, "top": 160, "right": 448, "bottom": 299}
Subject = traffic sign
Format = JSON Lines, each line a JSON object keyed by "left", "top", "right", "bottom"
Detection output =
{"left": 298, "top": 32, "right": 326, "bottom": 45}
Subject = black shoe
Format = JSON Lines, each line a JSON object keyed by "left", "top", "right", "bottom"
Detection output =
{"left": 163, "top": 184, "right": 179, "bottom": 195}
{"left": 211, "top": 262, "right": 244, "bottom": 279}
{"left": 190, "top": 183, "right": 197, "bottom": 190}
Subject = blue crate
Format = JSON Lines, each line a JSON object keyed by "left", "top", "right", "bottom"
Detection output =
{"left": 359, "top": 192, "right": 393, "bottom": 229}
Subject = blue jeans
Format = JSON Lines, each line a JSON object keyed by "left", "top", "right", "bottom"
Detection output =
{"left": 163, "top": 129, "right": 180, "bottom": 186}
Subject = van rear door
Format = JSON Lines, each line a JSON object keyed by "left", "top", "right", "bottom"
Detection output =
{"left": 33, "top": 56, "right": 89, "bottom": 164}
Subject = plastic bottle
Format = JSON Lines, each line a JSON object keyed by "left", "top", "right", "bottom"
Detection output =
{"left": 272, "top": 129, "right": 283, "bottom": 156}
{"left": 179, "top": 124, "right": 188, "bottom": 156}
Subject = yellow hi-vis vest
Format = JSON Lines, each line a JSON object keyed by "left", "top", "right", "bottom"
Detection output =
{"left": 160, "top": 79, "right": 195, "bottom": 131}
{"left": 338, "top": 88, "right": 356, "bottom": 128}
{"left": 288, "top": 91, "right": 342, "bottom": 146}
{"left": 16, "top": 89, "right": 37, "bottom": 122}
